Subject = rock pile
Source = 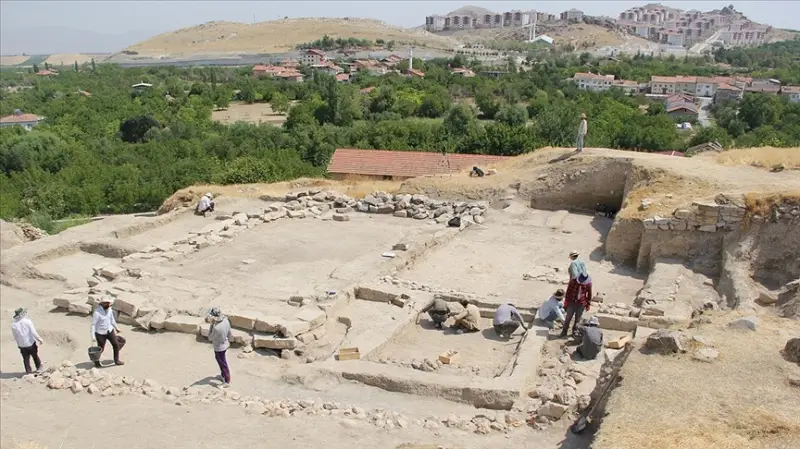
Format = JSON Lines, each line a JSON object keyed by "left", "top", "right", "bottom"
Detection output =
{"left": 29, "top": 361, "right": 518, "bottom": 436}
{"left": 522, "top": 346, "right": 593, "bottom": 430}
{"left": 376, "top": 357, "right": 484, "bottom": 376}
{"left": 352, "top": 191, "right": 488, "bottom": 224}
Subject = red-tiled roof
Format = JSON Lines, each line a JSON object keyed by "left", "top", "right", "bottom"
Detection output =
{"left": 359, "top": 86, "right": 375, "bottom": 94}
{"left": 335, "top": 73, "right": 350, "bottom": 82}
{"left": 0, "top": 113, "right": 40, "bottom": 124}
{"left": 306, "top": 49, "right": 326, "bottom": 57}
{"left": 407, "top": 69, "right": 425, "bottom": 77}
{"left": 327, "top": 148, "right": 511, "bottom": 178}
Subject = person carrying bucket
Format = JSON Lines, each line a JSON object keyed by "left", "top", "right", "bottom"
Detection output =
{"left": 90, "top": 295, "right": 124, "bottom": 367}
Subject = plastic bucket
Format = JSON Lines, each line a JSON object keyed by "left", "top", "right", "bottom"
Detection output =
{"left": 88, "top": 346, "right": 102, "bottom": 362}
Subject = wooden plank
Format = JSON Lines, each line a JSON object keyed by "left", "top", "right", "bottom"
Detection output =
{"left": 438, "top": 350, "right": 459, "bottom": 365}
{"left": 337, "top": 347, "right": 361, "bottom": 361}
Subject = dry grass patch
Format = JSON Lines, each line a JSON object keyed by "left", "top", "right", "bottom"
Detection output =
{"left": 0, "top": 55, "right": 30, "bottom": 66}
{"left": 715, "top": 147, "right": 800, "bottom": 171}
{"left": 595, "top": 314, "right": 800, "bottom": 449}
{"left": 43, "top": 53, "right": 95, "bottom": 66}
{"left": 744, "top": 191, "right": 800, "bottom": 218}
{"left": 619, "top": 167, "right": 715, "bottom": 220}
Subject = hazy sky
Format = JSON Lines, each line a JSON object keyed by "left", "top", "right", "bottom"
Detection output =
{"left": 1, "top": 1, "right": 798, "bottom": 54}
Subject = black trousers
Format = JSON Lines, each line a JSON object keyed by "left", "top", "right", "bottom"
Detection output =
{"left": 562, "top": 303, "right": 585, "bottom": 336}
{"left": 95, "top": 331, "right": 121, "bottom": 363}
{"left": 19, "top": 343, "right": 42, "bottom": 374}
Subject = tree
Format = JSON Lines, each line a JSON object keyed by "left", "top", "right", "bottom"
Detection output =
{"left": 271, "top": 92, "right": 290, "bottom": 115}
{"left": 443, "top": 104, "right": 477, "bottom": 137}
{"left": 647, "top": 102, "right": 666, "bottom": 116}
{"left": 44, "top": 62, "right": 50, "bottom": 71}
{"left": 32, "top": 63, "right": 39, "bottom": 73}
{"left": 91, "top": 58, "right": 96, "bottom": 72}
{"left": 119, "top": 115, "right": 161, "bottom": 143}
{"left": 495, "top": 104, "right": 529, "bottom": 127}
{"left": 475, "top": 88, "right": 500, "bottom": 119}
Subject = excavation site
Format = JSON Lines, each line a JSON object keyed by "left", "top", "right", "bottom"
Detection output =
{"left": 1, "top": 148, "right": 799, "bottom": 449}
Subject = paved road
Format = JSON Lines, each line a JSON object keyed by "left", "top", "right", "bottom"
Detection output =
{"left": 697, "top": 97, "right": 713, "bottom": 127}
{"left": 690, "top": 30, "right": 721, "bottom": 55}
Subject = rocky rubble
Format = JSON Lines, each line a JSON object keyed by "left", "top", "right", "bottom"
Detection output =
{"left": 376, "top": 356, "right": 485, "bottom": 377}
{"left": 521, "top": 346, "right": 595, "bottom": 430}
{"left": 28, "top": 361, "right": 520, "bottom": 436}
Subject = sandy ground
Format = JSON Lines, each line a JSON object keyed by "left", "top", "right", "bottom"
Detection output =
{"left": 211, "top": 102, "right": 287, "bottom": 126}
{"left": 400, "top": 202, "right": 644, "bottom": 307}
{"left": 0, "top": 55, "right": 29, "bottom": 66}
{"left": 124, "top": 18, "right": 456, "bottom": 56}
{"left": 42, "top": 53, "right": 95, "bottom": 66}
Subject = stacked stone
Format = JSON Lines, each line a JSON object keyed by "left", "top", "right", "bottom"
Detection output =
{"left": 354, "top": 191, "right": 488, "bottom": 224}
{"left": 31, "top": 361, "right": 518, "bottom": 435}
{"left": 643, "top": 200, "right": 746, "bottom": 233}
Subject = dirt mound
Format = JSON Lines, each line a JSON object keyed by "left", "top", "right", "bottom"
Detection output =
{"left": 124, "top": 18, "right": 457, "bottom": 56}
{"left": 1, "top": 219, "right": 25, "bottom": 250}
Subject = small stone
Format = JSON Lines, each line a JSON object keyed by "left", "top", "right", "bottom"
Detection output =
{"left": 784, "top": 338, "right": 800, "bottom": 363}
{"left": 332, "top": 214, "right": 349, "bottom": 222}
{"left": 729, "top": 316, "right": 759, "bottom": 331}
{"left": 537, "top": 402, "right": 569, "bottom": 419}
{"left": 70, "top": 381, "right": 83, "bottom": 394}
{"left": 692, "top": 348, "right": 719, "bottom": 363}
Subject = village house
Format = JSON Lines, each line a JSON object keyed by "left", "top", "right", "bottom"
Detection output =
{"left": 451, "top": 67, "right": 475, "bottom": 77}
{"left": 310, "top": 62, "right": 343, "bottom": 76}
{"left": 381, "top": 55, "right": 404, "bottom": 66}
{"left": 650, "top": 76, "right": 677, "bottom": 95}
{"left": 714, "top": 83, "right": 744, "bottom": 103}
{"left": 274, "top": 70, "right": 304, "bottom": 82}
{"left": 780, "top": 86, "right": 800, "bottom": 103}
{"left": 35, "top": 69, "right": 58, "bottom": 76}
{"left": 695, "top": 77, "right": 716, "bottom": 97}
{"left": 665, "top": 94, "right": 698, "bottom": 120}
{"left": 335, "top": 73, "right": 350, "bottom": 83}
{"left": 406, "top": 69, "right": 425, "bottom": 78}
{"left": 571, "top": 72, "right": 615, "bottom": 92}
{"left": 299, "top": 49, "right": 327, "bottom": 66}
{"left": 611, "top": 80, "right": 642, "bottom": 95}
{"left": 745, "top": 85, "right": 780, "bottom": 94}
{"left": 252, "top": 64, "right": 286, "bottom": 78}
{"left": 352, "top": 59, "right": 389, "bottom": 76}
{"left": 750, "top": 78, "right": 781, "bottom": 90}
{"left": 0, "top": 110, "right": 43, "bottom": 131}
{"left": 327, "top": 148, "right": 510, "bottom": 181}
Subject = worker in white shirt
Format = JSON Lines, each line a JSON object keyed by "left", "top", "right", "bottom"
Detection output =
{"left": 11, "top": 308, "right": 44, "bottom": 374}
{"left": 196, "top": 192, "right": 215, "bottom": 216}
{"left": 537, "top": 289, "right": 566, "bottom": 329}
{"left": 90, "top": 296, "right": 124, "bottom": 367}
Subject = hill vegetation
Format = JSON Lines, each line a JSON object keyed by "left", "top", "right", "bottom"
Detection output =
{"left": 0, "top": 46, "right": 798, "bottom": 231}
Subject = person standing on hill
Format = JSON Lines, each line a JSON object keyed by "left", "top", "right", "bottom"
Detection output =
{"left": 577, "top": 113, "right": 588, "bottom": 153}
{"left": 207, "top": 308, "right": 233, "bottom": 387}
{"left": 11, "top": 308, "right": 44, "bottom": 374}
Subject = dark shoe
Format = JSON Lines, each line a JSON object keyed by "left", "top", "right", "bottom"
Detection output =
{"left": 114, "top": 360, "right": 125, "bottom": 366}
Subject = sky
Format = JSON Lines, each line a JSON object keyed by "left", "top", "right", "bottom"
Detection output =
{"left": 1, "top": 1, "right": 798, "bottom": 54}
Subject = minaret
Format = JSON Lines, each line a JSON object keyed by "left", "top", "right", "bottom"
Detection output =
{"left": 409, "top": 46, "right": 413, "bottom": 71}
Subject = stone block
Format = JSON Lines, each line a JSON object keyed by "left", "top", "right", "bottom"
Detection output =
{"left": 86, "top": 277, "right": 101, "bottom": 287}
{"left": 114, "top": 292, "right": 148, "bottom": 318}
{"left": 277, "top": 320, "right": 310, "bottom": 338}
{"left": 669, "top": 219, "right": 688, "bottom": 231}
{"left": 53, "top": 294, "right": 85, "bottom": 310}
{"left": 295, "top": 307, "right": 327, "bottom": 331}
{"left": 393, "top": 210, "right": 408, "bottom": 218}
{"left": 332, "top": 214, "right": 350, "bottom": 222}
{"left": 728, "top": 316, "right": 758, "bottom": 331}
{"left": 673, "top": 209, "right": 692, "bottom": 220}
{"left": 115, "top": 311, "right": 137, "bottom": 326}
{"left": 100, "top": 265, "right": 125, "bottom": 280}
{"left": 594, "top": 314, "right": 638, "bottom": 332}
{"left": 67, "top": 302, "right": 92, "bottom": 315}
{"left": 287, "top": 210, "right": 306, "bottom": 219}
{"left": 642, "top": 218, "right": 657, "bottom": 230}
{"left": 254, "top": 316, "right": 286, "bottom": 333}
{"left": 163, "top": 315, "right": 205, "bottom": 334}
{"left": 376, "top": 205, "right": 394, "bottom": 214}
{"left": 149, "top": 310, "right": 168, "bottom": 330}
{"left": 697, "top": 224, "right": 717, "bottom": 232}
{"left": 228, "top": 311, "right": 260, "bottom": 331}
{"left": 253, "top": 335, "right": 297, "bottom": 350}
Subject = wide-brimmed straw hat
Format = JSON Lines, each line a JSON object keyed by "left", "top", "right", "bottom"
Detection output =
{"left": 569, "top": 250, "right": 580, "bottom": 258}
{"left": 580, "top": 113, "right": 587, "bottom": 119}
{"left": 13, "top": 307, "right": 26, "bottom": 318}
{"left": 554, "top": 289, "right": 565, "bottom": 298}
{"left": 99, "top": 295, "right": 114, "bottom": 305}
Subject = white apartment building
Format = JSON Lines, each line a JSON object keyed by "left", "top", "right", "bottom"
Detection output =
{"left": 572, "top": 72, "right": 615, "bottom": 91}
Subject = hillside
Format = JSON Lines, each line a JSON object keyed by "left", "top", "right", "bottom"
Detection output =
{"left": 122, "top": 18, "right": 458, "bottom": 56}
{"left": 445, "top": 23, "right": 639, "bottom": 49}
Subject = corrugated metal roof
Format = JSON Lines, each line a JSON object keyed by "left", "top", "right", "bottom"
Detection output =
{"left": 327, "top": 148, "right": 511, "bottom": 178}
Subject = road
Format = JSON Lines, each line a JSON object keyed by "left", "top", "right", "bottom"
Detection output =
{"left": 697, "top": 97, "right": 713, "bottom": 127}
{"left": 690, "top": 30, "right": 721, "bottom": 55}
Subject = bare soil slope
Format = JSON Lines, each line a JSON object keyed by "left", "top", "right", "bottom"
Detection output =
{"left": 124, "top": 19, "right": 457, "bottom": 56}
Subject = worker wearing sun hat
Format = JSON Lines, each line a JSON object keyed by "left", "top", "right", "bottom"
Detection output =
{"left": 90, "top": 295, "right": 124, "bottom": 367}
{"left": 196, "top": 192, "right": 215, "bottom": 216}
{"left": 577, "top": 113, "right": 588, "bottom": 153}
{"left": 11, "top": 307, "right": 45, "bottom": 374}
{"left": 207, "top": 307, "right": 233, "bottom": 386}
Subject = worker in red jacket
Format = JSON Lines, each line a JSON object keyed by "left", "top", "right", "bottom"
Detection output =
{"left": 561, "top": 273, "right": 593, "bottom": 338}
